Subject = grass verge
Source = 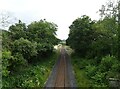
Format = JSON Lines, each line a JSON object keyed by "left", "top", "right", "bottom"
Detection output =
{"left": 71, "top": 55, "right": 91, "bottom": 88}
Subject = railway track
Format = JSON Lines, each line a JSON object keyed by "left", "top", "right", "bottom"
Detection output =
{"left": 45, "top": 47, "right": 76, "bottom": 88}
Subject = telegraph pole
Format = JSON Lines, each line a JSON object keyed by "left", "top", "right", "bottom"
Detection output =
{"left": 118, "top": 0, "right": 120, "bottom": 60}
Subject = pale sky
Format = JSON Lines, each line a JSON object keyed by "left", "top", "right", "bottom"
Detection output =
{"left": 0, "top": 0, "right": 117, "bottom": 40}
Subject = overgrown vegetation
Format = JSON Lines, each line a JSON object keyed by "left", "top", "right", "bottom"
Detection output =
{"left": 2, "top": 52, "right": 58, "bottom": 88}
{"left": 67, "top": 0, "right": 120, "bottom": 88}
{"left": 2, "top": 19, "right": 60, "bottom": 88}
{"left": 1, "top": 0, "right": 120, "bottom": 88}
{"left": 71, "top": 54, "right": 120, "bottom": 88}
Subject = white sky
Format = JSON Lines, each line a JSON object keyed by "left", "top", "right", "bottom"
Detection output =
{"left": 0, "top": 0, "right": 117, "bottom": 40}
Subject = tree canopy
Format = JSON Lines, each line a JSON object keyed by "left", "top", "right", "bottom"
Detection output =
{"left": 2, "top": 19, "right": 60, "bottom": 76}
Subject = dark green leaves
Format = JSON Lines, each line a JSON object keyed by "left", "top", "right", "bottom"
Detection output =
{"left": 67, "top": 15, "right": 95, "bottom": 57}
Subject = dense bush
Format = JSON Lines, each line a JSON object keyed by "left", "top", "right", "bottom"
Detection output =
{"left": 2, "top": 19, "right": 60, "bottom": 87}
{"left": 12, "top": 38, "right": 37, "bottom": 62}
{"left": 2, "top": 19, "right": 59, "bottom": 64}
{"left": 99, "top": 56, "right": 116, "bottom": 72}
{"left": 2, "top": 52, "right": 58, "bottom": 88}
{"left": 72, "top": 55, "right": 120, "bottom": 87}
{"left": 2, "top": 50, "right": 11, "bottom": 77}
{"left": 67, "top": 13, "right": 119, "bottom": 87}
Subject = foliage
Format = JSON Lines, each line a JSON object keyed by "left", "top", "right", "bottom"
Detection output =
{"left": 71, "top": 55, "right": 120, "bottom": 88}
{"left": 99, "top": 56, "right": 115, "bottom": 72}
{"left": 27, "top": 20, "right": 58, "bottom": 45}
{"left": 2, "top": 19, "right": 59, "bottom": 88}
{"left": 12, "top": 38, "right": 37, "bottom": 62}
{"left": 67, "top": 3, "right": 120, "bottom": 86}
{"left": 2, "top": 50, "right": 11, "bottom": 77}
{"left": 2, "top": 52, "right": 58, "bottom": 88}
{"left": 2, "top": 30, "right": 11, "bottom": 50}
{"left": 27, "top": 20, "right": 59, "bottom": 57}
{"left": 2, "top": 19, "right": 59, "bottom": 64}
{"left": 67, "top": 14, "right": 118, "bottom": 59}
{"left": 71, "top": 55, "right": 91, "bottom": 87}
{"left": 99, "top": 0, "right": 120, "bottom": 60}
{"left": 67, "top": 15, "right": 95, "bottom": 57}
{"left": 9, "top": 20, "right": 27, "bottom": 41}
{"left": 90, "top": 17, "right": 117, "bottom": 58}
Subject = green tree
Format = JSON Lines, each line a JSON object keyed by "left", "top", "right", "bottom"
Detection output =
{"left": 2, "top": 50, "right": 11, "bottom": 77}
{"left": 99, "top": 0, "right": 120, "bottom": 60}
{"left": 91, "top": 17, "right": 118, "bottom": 58}
{"left": 2, "top": 30, "right": 11, "bottom": 50}
{"left": 27, "top": 20, "right": 59, "bottom": 56}
{"left": 67, "top": 15, "right": 95, "bottom": 57}
{"left": 9, "top": 20, "right": 27, "bottom": 41}
{"left": 12, "top": 38, "right": 37, "bottom": 63}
